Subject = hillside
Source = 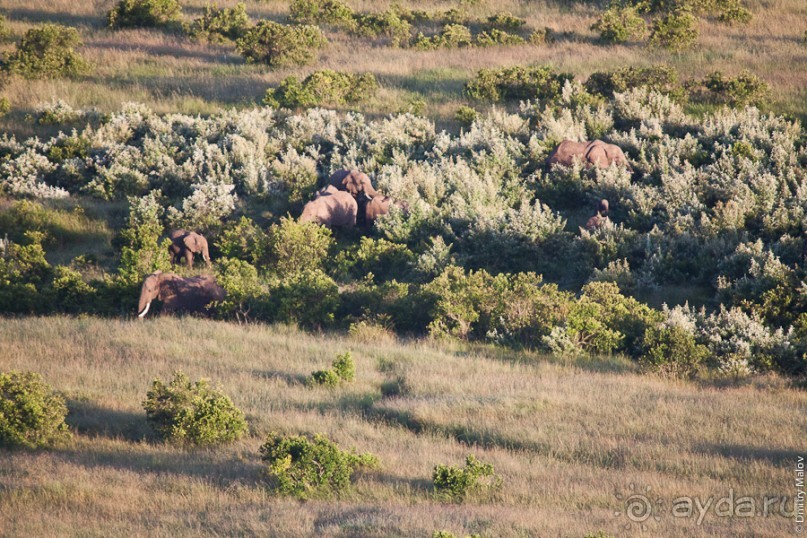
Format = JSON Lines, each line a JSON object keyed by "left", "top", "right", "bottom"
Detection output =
{"left": 0, "top": 316, "right": 803, "bottom": 537}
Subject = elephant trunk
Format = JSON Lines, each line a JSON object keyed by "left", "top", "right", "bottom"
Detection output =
{"left": 364, "top": 183, "right": 379, "bottom": 198}
{"left": 203, "top": 243, "right": 211, "bottom": 265}
{"left": 137, "top": 301, "right": 151, "bottom": 318}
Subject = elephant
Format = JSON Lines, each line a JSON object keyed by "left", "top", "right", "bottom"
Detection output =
{"left": 300, "top": 187, "right": 358, "bottom": 227}
{"left": 168, "top": 229, "right": 211, "bottom": 269}
{"left": 328, "top": 169, "right": 379, "bottom": 199}
{"left": 585, "top": 199, "right": 610, "bottom": 231}
{"left": 548, "top": 140, "right": 631, "bottom": 169}
{"left": 137, "top": 271, "right": 225, "bottom": 318}
{"left": 364, "top": 195, "right": 409, "bottom": 227}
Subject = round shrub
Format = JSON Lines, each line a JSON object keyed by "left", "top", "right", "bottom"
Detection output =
{"left": 465, "top": 65, "right": 574, "bottom": 102}
{"left": 142, "top": 371, "right": 248, "bottom": 446}
{"left": 641, "top": 324, "right": 708, "bottom": 378}
{"left": 591, "top": 6, "right": 647, "bottom": 44}
{"left": 290, "top": 0, "right": 355, "bottom": 28}
{"left": 236, "top": 21, "right": 326, "bottom": 68}
{"left": 264, "top": 70, "right": 379, "bottom": 109}
{"left": 259, "top": 432, "right": 378, "bottom": 499}
{"left": 649, "top": 9, "right": 698, "bottom": 50}
{"left": 188, "top": 2, "right": 249, "bottom": 43}
{"left": 432, "top": 454, "right": 501, "bottom": 501}
{"left": 107, "top": 0, "right": 182, "bottom": 29}
{"left": 0, "top": 371, "right": 70, "bottom": 449}
{"left": 3, "top": 24, "right": 89, "bottom": 79}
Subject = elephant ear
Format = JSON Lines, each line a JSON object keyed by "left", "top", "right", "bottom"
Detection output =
{"left": 183, "top": 234, "right": 201, "bottom": 252}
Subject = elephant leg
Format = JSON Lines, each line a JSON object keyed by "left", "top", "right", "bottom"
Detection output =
{"left": 186, "top": 251, "right": 193, "bottom": 269}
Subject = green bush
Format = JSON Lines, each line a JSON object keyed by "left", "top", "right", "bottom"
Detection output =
{"left": 217, "top": 216, "right": 271, "bottom": 267}
{"left": 649, "top": 9, "right": 698, "bottom": 50}
{"left": 51, "top": 265, "right": 97, "bottom": 313}
{"left": 117, "top": 193, "right": 171, "bottom": 286}
{"left": 717, "top": 0, "right": 752, "bottom": 24}
{"left": 591, "top": 6, "right": 647, "bottom": 44}
{"left": 0, "top": 231, "right": 53, "bottom": 314}
{"left": 474, "top": 29, "right": 526, "bottom": 47}
{"left": 334, "top": 237, "right": 415, "bottom": 282}
{"left": 143, "top": 371, "right": 248, "bottom": 446}
{"left": 309, "top": 351, "right": 356, "bottom": 386}
{"left": 432, "top": 454, "right": 500, "bottom": 501}
{"left": 48, "top": 133, "right": 91, "bottom": 162}
{"left": 687, "top": 70, "right": 770, "bottom": 107}
{"left": 264, "top": 70, "right": 378, "bottom": 109}
{"left": 188, "top": 3, "right": 249, "bottom": 43}
{"left": 414, "top": 24, "right": 473, "bottom": 50}
{"left": 528, "top": 27, "right": 554, "bottom": 45}
{"left": 236, "top": 21, "right": 326, "bottom": 67}
{"left": 290, "top": 0, "right": 355, "bottom": 28}
{"left": 259, "top": 432, "right": 378, "bottom": 499}
{"left": 0, "top": 14, "right": 12, "bottom": 43}
{"left": 214, "top": 257, "right": 267, "bottom": 321}
{"left": 353, "top": 11, "right": 412, "bottom": 47}
{"left": 641, "top": 324, "right": 708, "bottom": 378}
{"left": 584, "top": 65, "right": 679, "bottom": 98}
{"left": 3, "top": 24, "right": 89, "bottom": 79}
{"left": 107, "top": 0, "right": 182, "bottom": 29}
{"left": 465, "top": 65, "right": 573, "bottom": 102}
{"left": 486, "top": 12, "right": 526, "bottom": 32}
{"left": 0, "top": 97, "right": 10, "bottom": 118}
{"left": 269, "top": 269, "right": 340, "bottom": 328}
{"left": 267, "top": 216, "right": 334, "bottom": 275}
{"left": 455, "top": 105, "right": 479, "bottom": 128}
{"left": 0, "top": 371, "right": 70, "bottom": 449}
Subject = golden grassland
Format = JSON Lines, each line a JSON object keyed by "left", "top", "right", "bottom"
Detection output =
{"left": 0, "top": 316, "right": 804, "bottom": 536}
{"left": 0, "top": 0, "right": 806, "bottom": 137}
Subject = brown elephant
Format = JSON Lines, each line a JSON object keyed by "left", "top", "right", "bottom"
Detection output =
{"left": 168, "top": 229, "right": 211, "bottom": 269}
{"left": 548, "top": 140, "right": 631, "bottom": 169}
{"left": 137, "top": 271, "right": 225, "bottom": 318}
{"left": 329, "top": 169, "right": 379, "bottom": 199}
{"left": 300, "top": 187, "right": 358, "bottom": 227}
{"left": 585, "top": 199, "right": 610, "bottom": 231}
{"left": 364, "top": 196, "right": 409, "bottom": 227}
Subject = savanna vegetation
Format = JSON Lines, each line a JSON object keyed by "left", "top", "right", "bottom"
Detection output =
{"left": 0, "top": 0, "right": 806, "bottom": 536}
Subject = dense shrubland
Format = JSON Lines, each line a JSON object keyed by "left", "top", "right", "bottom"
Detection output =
{"left": 0, "top": 82, "right": 805, "bottom": 378}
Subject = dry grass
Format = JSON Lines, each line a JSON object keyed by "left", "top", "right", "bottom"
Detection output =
{"left": 0, "top": 0, "right": 805, "bottom": 136}
{"left": 0, "top": 316, "right": 804, "bottom": 537}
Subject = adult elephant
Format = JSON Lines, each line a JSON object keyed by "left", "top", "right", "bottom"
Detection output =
{"left": 137, "top": 271, "right": 225, "bottom": 318}
{"left": 300, "top": 186, "right": 358, "bottom": 227}
{"left": 548, "top": 140, "right": 631, "bottom": 169}
{"left": 168, "top": 229, "right": 211, "bottom": 269}
{"left": 364, "top": 195, "right": 409, "bottom": 227}
{"left": 329, "top": 169, "right": 378, "bottom": 199}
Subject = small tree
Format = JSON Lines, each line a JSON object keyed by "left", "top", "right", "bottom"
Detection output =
{"left": 3, "top": 24, "right": 89, "bottom": 79}
{"left": 649, "top": 9, "right": 698, "bottom": 50}
{"left": 267, "top": 217, "right": 333, "bottom": 275}
{"left": 591, "top": 6, "right": 647, "bottom": 44}
{"left": 0, "top": 371, "right": 70, "bottom": 449}
{"left": 433, "top": 454, "right": 501, "bottom": 501}
{"left": 236, "top": 21, "right": 326, "bottom": 67}
{"left": 107, "top": 0, "right": 182, "bottom": 29}
{"left": 143, "top": 371, "right": 248, "bottom": 446}
{"left": 117, "top": 192, "right": 171, "bottom": 286}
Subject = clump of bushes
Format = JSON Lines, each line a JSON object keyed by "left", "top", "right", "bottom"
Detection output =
{"left": 0, "top": 14, "right": 12, "bottom": 43}
{"left": 717, "top": 0, "right": 752, "bottom": 24}
{"left": 259, "top": 432, "right": 378, "bottom": 498}
{"left": 455, "top": 105, "right": 479, "bottom": 128}
{"left": 142, "top": 371, "right": 248, "bottom": 446}
{"left": 309, "top": 351, "right": 356, "bottom": 386}
{"left": 584, "top": 65, "right": 680, "bottom": 99}
{"left": 486, "top": 12, "right": 526, "bottom": 32}
{"left": 0, "top": 371, "right": 70, "bottom": 449}
{"left": 352, "top": 10, "right": 413, "bottom": 47}
{"left": 649, "top": 9, "right": 698, "bottom": 50}
{"left": 267, "top": 217, "right": 333, "bottom": 275}
{"left": 289, "top": 0, "right": 355, "bottom": 28}
{"left": 413, "top": 24, "right": 473, "bottom": 50}
{"left": 687, "top": 70, "right": 770, "bottom": 107}
{"left": 188, "top": 3, "right": 249, "bottom": 43}
{"left": 640, "top": 324, "right": 708, "bottom": 378}
{"left": 3, "top": 24, "right": 89, "bottom": 79}
{"left": 107, "top": 0, "right": 182, "bottom": 29}
{"left": 465, "top": 65, "right": 574, "bottom": 102}
{"left": 0, "top": 97, "right": 10, "bottom": 118}
{"left": 264, "top": 70, "right": 378, "bottom": 109}
{"left": 432, "top": 454, "right": 500, "bottom": 501}
{"left": 590, "top": 5, "right": 647, "bottom": 44}
{"left": 236, "top": 21, "right": 326, "bottom": 67}
{"left": 474, "top": 28, "right": 526, "bottom": 47}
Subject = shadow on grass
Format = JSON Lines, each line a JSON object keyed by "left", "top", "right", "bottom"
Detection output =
{"left": 313, "top": 506, "right": 405, "bottom": 535}
{"left": 85, "top": 39, "right": 242, "bottom": 65}
{"left": 252, "top": 369, "right": 309, "bottom": 387}
{"left": 5, "top": 8, "right": 104, "bottom": 29}
{"left": 697, "top": 443, "right": 805, "bottom": 465}
{"left": 66, "top": 399, "right": 154, "bottom": 442}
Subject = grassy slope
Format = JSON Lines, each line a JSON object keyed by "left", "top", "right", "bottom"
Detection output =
{"left": 0, "top": 316, "right": 804, "bottom": 537}
{"left": 0, "top": 0, "right": 806, "bottom": 138}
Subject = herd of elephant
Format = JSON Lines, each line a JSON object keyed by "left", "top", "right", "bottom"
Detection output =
{"left": 136, "top": 139, "right": 629, "bottom": 318}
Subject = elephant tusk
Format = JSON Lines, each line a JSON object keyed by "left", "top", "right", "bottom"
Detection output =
{"left": 138, "top": 302, "right": 151, "bottom": 318}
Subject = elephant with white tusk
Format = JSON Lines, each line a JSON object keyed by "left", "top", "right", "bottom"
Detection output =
{"left": 328, "top": 169, "right": 379, "bottom": 198}
{"left": 168, "top": 229, "right": 211, "bottom": 269}
{"left": 137, "top": 271, "right": 225, "bottom": 318}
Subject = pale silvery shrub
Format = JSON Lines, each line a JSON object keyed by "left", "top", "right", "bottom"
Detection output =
{"left": 589, "top": 258, "right": 636, "bottom": 292}
{"left": 168, "top": 179, "right": 237, "bottom": 230}
{"left": 533, "top": 106, "right": 588, "bottom": 148}
{"left": 413, "top": 236, "right": 455, "bottom": 279}
{"left": 0, "top": 149, "right": 66, "bottom": 198}
{"left": 265, "top": 145, "right": 320, "bottom": 204}
{"left": 33, "top": 99, "right": 82, "bottom": 124}
{"left": 612, "top": 87, "right": 687, "bottom": 128}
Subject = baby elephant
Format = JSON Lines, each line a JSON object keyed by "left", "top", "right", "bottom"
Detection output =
{"left": 168, "top": 229, "right": 211, "bottom": 269}
{"left": 300, "top": 185, "right": 358, "bottom": 227}
{"left": 364, "top": 196, "right": 409, "bottom": 227}
{"left": 585, "top": 199, "right": 610, "bottom": 231}
{"left": 548, "top": 140, "right": 631, "bottom": 169}
{"left": 137, "top": 271, "right": 225, "bottom": 318}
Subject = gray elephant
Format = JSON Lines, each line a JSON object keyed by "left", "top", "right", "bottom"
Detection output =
{"left": 548, "top": 140, "right": 631, "bottom": 169}
{"left": 329, "top": 169, "right": 379, "bottom": 199}
{"left": 137, "top": 271, "right": 225, "bottom": 318}
{"left": 585, "top": 199, "right": 610, "bottom": 231}
{"left": 300, "top": 186, "right": 358, "bottom": 227}
{"left": 364, "top": 195, "right": 409, "bottom": 227}
{"left": 168, "top": 229, "right": 211, "bottom": 269}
